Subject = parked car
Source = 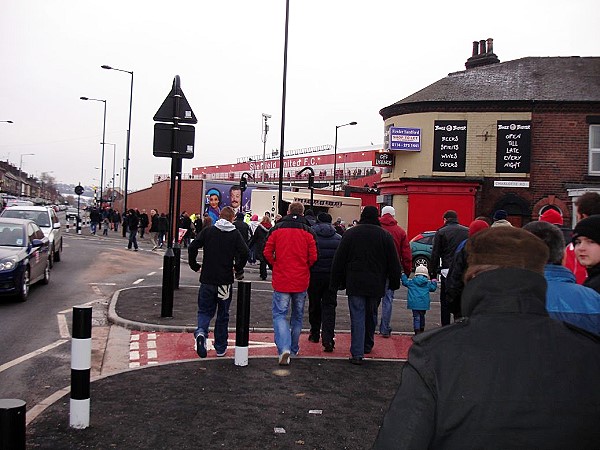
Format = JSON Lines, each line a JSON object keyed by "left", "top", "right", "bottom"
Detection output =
{"left": 0, "top": 205, "right": 63, "bottom": 267}
{"left": 0, "top": 218, "right": 50, "bottom": 301}
{"left": 409, "top": 231, "right": 436, "bottom": 271}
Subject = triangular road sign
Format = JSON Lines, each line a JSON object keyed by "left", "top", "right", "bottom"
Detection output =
{"left": 153, "top": 76, "right": 197, "bottom": 124}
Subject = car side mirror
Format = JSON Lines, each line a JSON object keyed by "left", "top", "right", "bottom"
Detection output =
{"left": 31, "top": 239, "right": 44, "bottom": 248}
{"left": 53, "top": 222, "right": 61, "bottom": 229}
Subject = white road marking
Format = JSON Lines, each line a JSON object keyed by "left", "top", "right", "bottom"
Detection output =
{"left": 130, "top": 334, "right": 140, "bottom": 341}
{"left": 147, "top": 340, "right": 156, "bottom": 349}
{"left": 129, "top": 362, "right": 140, "bottom": 368}
{"left": 88, "top": 283, "right": 117, "bottom": 286}
{"left": 132, "top": 279, "right": 143, "bottom": 285}
{"left": 57, "top": 314, "right": 70, "bottom": 339}
{"left": 0, "top": 340, "right": 68, "bottom": 374}
{"left": 130, "top": 351, "right": 140, "bottom": 360}
{"left": 147, "top": 333, "right": 157, "bottom": 340}
{"left": 147, "top": 271, "right": 156, "bottom": 276}
{"left": 147, "top": 350, "right": 157, "bottom": 359}
{"left": 130, "top": 342, "right": 140, "bottom": 350}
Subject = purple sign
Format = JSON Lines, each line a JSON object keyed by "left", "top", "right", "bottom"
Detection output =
{"left": 389, "top": 127, "right": 421, "bottom": 151}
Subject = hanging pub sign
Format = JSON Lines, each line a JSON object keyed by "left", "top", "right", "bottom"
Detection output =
{"left": 496, "top": 121, "right": 531, "bottom": 173}
{"left": 374, "top": 152, "right": 394, "bottom": 167}
{"left": 433, "top": 120, "right": 467, "bottom": 172}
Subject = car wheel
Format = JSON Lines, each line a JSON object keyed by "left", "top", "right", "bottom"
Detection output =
{"left": 17, "top": 267, "right": 30, "bottom": 302}
{"left": 48, "top": 248, "right": 55, "bottom": 269}
{"left": 54, "top": 244, "right": 61, "bottom": 262}
{"left": 42, "top": 262, "right": 50, "bottom": 285}
{"left": 413, "top": 256, "right": 430, "bottom": 271}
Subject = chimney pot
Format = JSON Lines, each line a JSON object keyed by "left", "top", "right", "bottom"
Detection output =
{"left": 472, "top": 41, "right": 479, "bottom": 56}
{"left": 486, "top": 38, "right": 494, "bottom": 54}
{"left": 479, "top": 39, "right": 487, "bottom": 54}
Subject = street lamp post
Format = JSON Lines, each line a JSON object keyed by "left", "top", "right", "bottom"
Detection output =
{"left": 101, "top": 142, "right": 117, "bottom": 205}
{"left": 332, "top": 121, "right": 357, "bottom": 194}
{"left": 18, "top": 153, "right": 35, "bottom": 197}
{"left": 261, "top": 113, "right": 271, "bottom": 183}
{"left": 101, "top": 65, "right": 133, "bottom": 214}
{"left": 80, "top": 97, "right": 106, "bottom": 209}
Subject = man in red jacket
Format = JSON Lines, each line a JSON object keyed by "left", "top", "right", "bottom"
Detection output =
{"left": 379, "top": 206, "right": 412, "bottom": 337}
{"left": 264, "top": 202, "right": 318, "bottom": 365}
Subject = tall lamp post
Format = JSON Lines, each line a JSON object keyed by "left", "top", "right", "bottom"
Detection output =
{"left": 101, "top": 142, "right": 117, "bottom": 205}
{"left": 332, "top": 121, "right": 357, "bottom": 194}
{"left": 261, "top": 113, "right": 271, "bottom": 183}
{"left": 18, "top": 153, "right": 35, "bottom": 197}
{"left": 80, "top": 97, "right": 106, "bottom": 209}
{"left": 101, "top": 64, "right": 133, "bottom": 214}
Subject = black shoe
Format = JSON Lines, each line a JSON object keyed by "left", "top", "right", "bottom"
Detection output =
{"left": 195, "top": 334, "right": 207, "bottom": 359}
{"left": 349, "top": 357, "right": 363, "bottom": 365}
{"left": 364, "top": 348, "right": 372, "bottom": 354}
{"left": 308, "top": 334, "right": 320, "bottom": 343}
{"left": 323, "top": 343, "right": 334, "bottom": 353}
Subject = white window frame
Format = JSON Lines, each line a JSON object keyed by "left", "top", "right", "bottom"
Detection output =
{"left": 590, "top": 124, "right": 600, "bottom": 176}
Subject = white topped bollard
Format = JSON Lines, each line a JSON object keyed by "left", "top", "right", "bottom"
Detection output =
{"left": 234, "top": 281, "right": 251, "bottom": 366}
{"left": 70, "top": 306, "right": 92, "bottom": 429}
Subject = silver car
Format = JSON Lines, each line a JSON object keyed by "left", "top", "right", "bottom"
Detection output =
{"left": 0, "top": 205, "right": 63, "bottom": 267}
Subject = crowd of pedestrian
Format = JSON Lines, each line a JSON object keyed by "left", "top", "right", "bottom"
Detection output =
{"left": 183, "top": 194, "right": 600, "bottom": 447}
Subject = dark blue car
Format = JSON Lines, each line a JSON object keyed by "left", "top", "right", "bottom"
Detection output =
{"left": 0, "top": 218, "right": 50, "bottom": 301}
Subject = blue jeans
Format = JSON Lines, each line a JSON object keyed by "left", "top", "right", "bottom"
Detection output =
{"left": 348, "top": 295, "right": 380, "bottom": 358}
{"left": 379, "top": 284, "right": 394, "bottom": 335}
{"left": 272, "top": 291, "right": 306, "bottom": 356}
{"left": 413, "top": 310, "right": 426, "bottom": 330}
{"left": 195, "top": 283, "right": 232, "bottom": 354}
{"left": 90, "top": 221, "right": 98, "bottom": 234}
{"left": 127, "top": 228, "right": 138, "bottom": 249}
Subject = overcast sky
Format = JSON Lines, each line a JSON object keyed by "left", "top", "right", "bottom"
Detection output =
{"left": 1, "top": 0, "right": 598, "bottom": 191}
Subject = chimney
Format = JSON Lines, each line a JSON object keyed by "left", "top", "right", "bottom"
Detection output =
{"left": 465, "top": 37, "right": 500, "bottom": 69}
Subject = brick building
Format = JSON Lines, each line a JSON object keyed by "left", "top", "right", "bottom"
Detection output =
{"left": 378, "top": 39, "right": 600, "bottom": 238}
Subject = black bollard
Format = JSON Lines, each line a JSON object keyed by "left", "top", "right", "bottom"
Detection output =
{"left": 70, "top": 306, "right": 92, "bottom": 429}
{"left": 234, "top": 281, "right": 251, "bottom": 366}
{"left": 161, "top": 249, "right": 175, "bottom": 317}
{"left": 0, "top": 399, "right": 26, "bottom": 450}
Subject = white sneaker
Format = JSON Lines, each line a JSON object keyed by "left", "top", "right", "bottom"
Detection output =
{"left": 278, "top": 351, "right": 290, "bottom": 366}
{"left": 216, "top": 349, "right": 227, "bottom": 357}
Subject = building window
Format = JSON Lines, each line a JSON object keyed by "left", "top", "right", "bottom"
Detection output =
{"left": 590, "top": 124, "right": 600, "bottom": 175}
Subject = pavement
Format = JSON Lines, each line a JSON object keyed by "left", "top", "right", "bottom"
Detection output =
{"left": 24, "top": 229, "right": 443, "bottom": 449}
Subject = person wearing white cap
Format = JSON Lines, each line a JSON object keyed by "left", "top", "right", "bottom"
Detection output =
{"left": 378, "top": 205, "right": 412, "bottom": 337}
{"left": 400, "top": 265, "right": 437, "bottom": 335}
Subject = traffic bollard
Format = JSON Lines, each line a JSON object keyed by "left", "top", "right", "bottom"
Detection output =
{"left": 0, "top": 399, "right": 26, "bottom": 450}
{"left": 234, "top": 281, "right": 251, "bottom": 366}
{"left": 70, "top": 306, "right": 92, "bottom": 429}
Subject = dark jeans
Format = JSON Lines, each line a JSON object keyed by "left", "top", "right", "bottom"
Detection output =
{"left": 128, "top": 228, "right": 138, "bottom": 249}
{"left": 258, "top": 257, "right": 268, "bottom": 279}
{"left": 347, "top": 295, "right": 379, "bottom": 358}
{"left": 307, "top": 275, "right": 337, "bottom": 345}
{"left": 195, "top": 283, "right": 232, "bottom": 354}
{"left": 440, "top": 276, "right": 451, "bottom": 326}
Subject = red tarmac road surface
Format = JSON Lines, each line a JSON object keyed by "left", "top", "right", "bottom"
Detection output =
{"left": 128, "top": 331, "right": 414, "bottom": 367}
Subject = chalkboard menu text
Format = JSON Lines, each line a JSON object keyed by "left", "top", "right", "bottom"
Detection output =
{"left": 496, "top": 121, "right": 531, "bottom": 173}
{"left": 433, "top": 120, "right": 467, "bottom": 172}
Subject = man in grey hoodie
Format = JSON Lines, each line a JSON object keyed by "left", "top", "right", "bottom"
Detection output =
{"left": 188, "top": 206, "right": 248, "bottom": 358}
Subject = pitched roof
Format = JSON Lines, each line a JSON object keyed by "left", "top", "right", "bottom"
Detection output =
{"left": 382, "top": 57, "right": 600, "bottom": 114}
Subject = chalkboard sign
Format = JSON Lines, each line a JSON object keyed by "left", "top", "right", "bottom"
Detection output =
{"left": 496, "top": 121, "right": 531, "bottom": 173}
{"left": 433, "top": 121, "right": 467, "bottom": 172}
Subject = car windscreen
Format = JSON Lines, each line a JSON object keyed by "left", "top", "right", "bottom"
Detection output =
{"left": 0, "top": 226, "right": 25, "bottom": 247}
{"left": 2, "top": 210, "right": 50, "bottom": 227}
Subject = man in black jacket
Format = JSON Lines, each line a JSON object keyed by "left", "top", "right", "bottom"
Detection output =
{"left": 429, "top": 210, "right": 468, "bottom": 325}
{"left": 188, "top": 206, "right": 248, "bottom": 358}
{"left": 330, "top": 206, "right": 401, "bottom": 364}
{"left": 307, "top": 213, "right": 341, "bottom": 352}
{"left": 374, "top": 227, "right": 600, "bottom": 449}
